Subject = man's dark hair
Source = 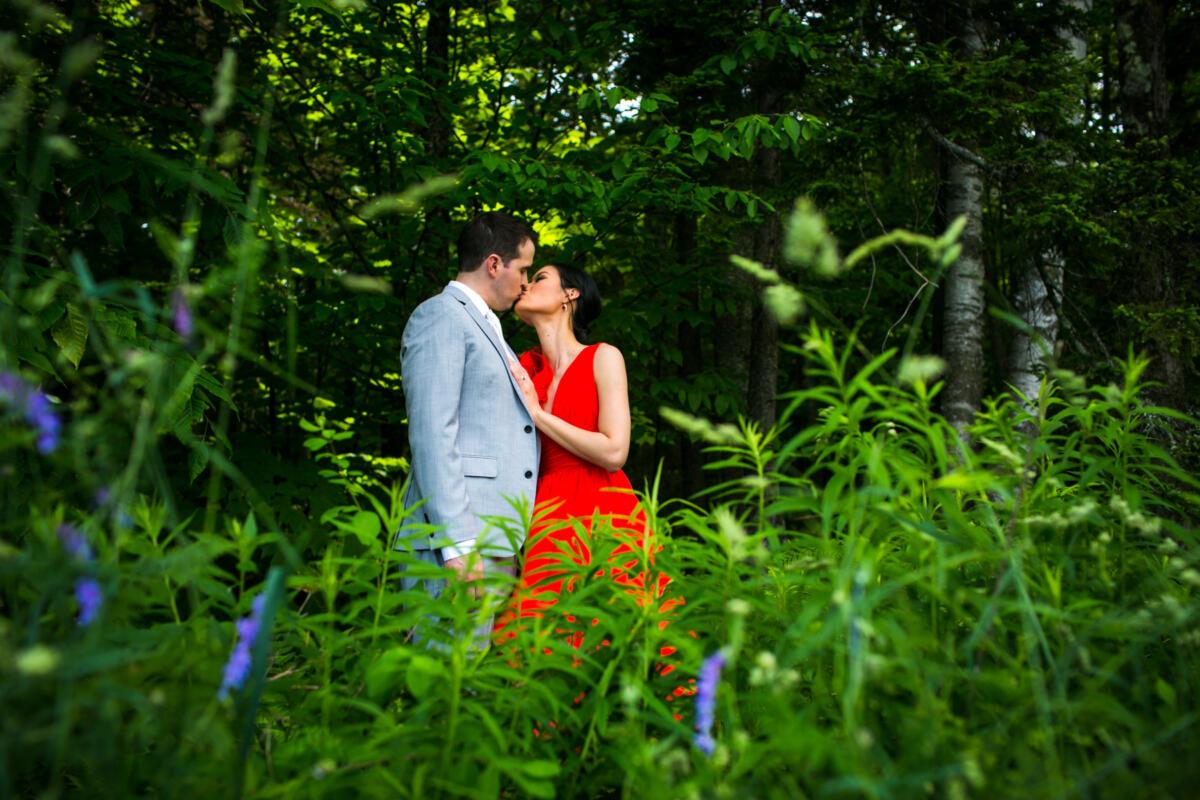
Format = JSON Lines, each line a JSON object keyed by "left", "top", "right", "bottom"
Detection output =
{"left": 457, "top": 212, "right": 537, "bottom": 273}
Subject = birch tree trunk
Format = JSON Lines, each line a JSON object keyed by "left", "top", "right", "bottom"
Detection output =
{"left": 941, "top": 10, "right": 987, "bottom": 434}
{"left": 1007, "top": 0, "right": 1090, "bottom": 416}
{"left": 1007, "top": 255, "right": 1063, "bottom": 409}
{"left": 942, "top": 154, "right": 986, "bottom": 433}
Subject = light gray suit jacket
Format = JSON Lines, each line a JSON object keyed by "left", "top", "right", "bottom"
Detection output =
{"left": 396, "top": 284, "right": 539, "bottom": 557}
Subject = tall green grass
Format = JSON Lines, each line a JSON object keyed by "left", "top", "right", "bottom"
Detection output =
{"left": 2, "top": 14, "right": 1197, "bottom": 796}
{"left": 4, "top": 220, "right": 1198, "bottom": 797}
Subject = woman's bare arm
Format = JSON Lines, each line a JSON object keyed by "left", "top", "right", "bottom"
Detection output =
{"left": 509, "top": 345, "right": 631, "bottom": 472}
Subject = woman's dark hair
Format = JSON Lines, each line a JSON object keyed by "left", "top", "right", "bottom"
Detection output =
{"left": 555, "top": 264, "right": 602, "bottom": 343}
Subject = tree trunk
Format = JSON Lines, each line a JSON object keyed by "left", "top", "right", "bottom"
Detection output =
{"left": 942, "top": 153, "right": 986, "bottom": 433}
{"left": 1116, "top": 0, "right": 1172, "bottom": 145}
{"left": 1008, "top": 254, "right": 1064, "bottom": 408}
{"left": 1007, "top": 0, "right": 1089, "bottom": 417}
{"left": 746, "top": 148, "right": 782, "bottom": 431}
{"left": 1115, "top": 0, "right": 1188, "bottom": 413}
{"left": 940, "top": 9, "right": 987, "bottom": 434}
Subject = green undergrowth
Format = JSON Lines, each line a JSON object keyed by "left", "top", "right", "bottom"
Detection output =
{"left": 3, "top": 316, "right": 1198, "bottom": 798}
{"left": 3, "top": 192, "right": 1198, "bottom": 798}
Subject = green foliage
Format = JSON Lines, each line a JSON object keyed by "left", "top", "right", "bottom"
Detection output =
{"left": 4, "top": 207, "right": 1199, "bottom": 797}
{"left": 2, "top": 0, "right": 1199, "bottom": 796}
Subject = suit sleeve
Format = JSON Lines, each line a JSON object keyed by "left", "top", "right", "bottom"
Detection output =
{"left": 401, "top": 302, "right": 476, "bottom": 547}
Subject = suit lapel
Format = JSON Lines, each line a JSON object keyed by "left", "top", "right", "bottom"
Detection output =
{"left": 442, "top": 285, "right": 528, "bottom": 408}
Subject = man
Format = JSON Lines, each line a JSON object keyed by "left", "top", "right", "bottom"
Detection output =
{"left": 396, "top": 211, "right": 540, "bottom": 644}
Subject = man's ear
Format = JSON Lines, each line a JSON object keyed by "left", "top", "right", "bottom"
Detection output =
{"left": 485, "top": 254, "right": 502, "bottom": 276}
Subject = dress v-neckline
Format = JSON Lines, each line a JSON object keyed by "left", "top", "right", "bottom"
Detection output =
{"left": 544, "top": 344, "right": 593, "bottom": 416}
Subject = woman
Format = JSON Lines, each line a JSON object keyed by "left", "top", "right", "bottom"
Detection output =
{"left": 492, "top": 264, "right": 683, "bottom": 661}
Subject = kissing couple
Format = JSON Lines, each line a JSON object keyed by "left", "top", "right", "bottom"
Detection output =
{"left": 395, "top": 211, "right": 680, "bottom": 655}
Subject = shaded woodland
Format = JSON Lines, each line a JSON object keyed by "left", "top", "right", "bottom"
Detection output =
{"left": 4, "top": 0, "right": 1197, "bottom": 512}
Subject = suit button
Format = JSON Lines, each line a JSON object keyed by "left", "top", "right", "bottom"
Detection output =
{"left": 524, "top": 425, "right": 533, "bottom": 433}
{"left": 524, "top": 470, "right": 533, "bottom": 479}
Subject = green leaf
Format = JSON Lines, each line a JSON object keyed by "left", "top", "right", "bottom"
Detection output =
{"left": 405, "top": 654, "right": 442, "bottom": 697}
{"left": 150, "top": 221, "right": 184, "bottom": 268}
{"left": 479, "top": 152, "right": 505, "bottom": 173}
{"left": 70, "top": 251, "right": 98, "bottom": 298}
{"left": 720, "top": 56, "right": 737, "bottom": 75}
{"left": 193, "top": 366, "right": 234, "bottom": 407}
{"left": 234, "top": 567, "right": 288, "bottom": 778}
{"left": 51, "top": 302, "right": 88, "bottom": 369}
{"left": 365, "top": 648, "right": 409, "bottom": 701}
{"left": 188, "top": 444, "right": 210, "bottom": 482}
{"left": 664, "top": 133, "right": 681, "bottom": 153}
{"left": 641, "top": 96, "right": 658, "bottom": 113}
{"left": 71, "top": 186, "right": 100, "bottom": 225}
{"left": 360, "top": 174, "right": 459, "bottom": 219}
{"left": 521, "top": 761, "right": 561, "bottom": 779}
{"left": 782, "top": 115, "right": 801, "bottom": 143}
{"left": 35, "top": 297, "right": 67, "bottom": 332}
{"left": 104, "top": 188, "right": 131, "bottom": 214}
{"left": 350, "top": 510, "right": 381, "bottom": 547}
{"left": 509, "top": 776, "right": 555, "bottom": 799}
{"left": 1156, "top": 678, "right": 1177, "bottom": 708}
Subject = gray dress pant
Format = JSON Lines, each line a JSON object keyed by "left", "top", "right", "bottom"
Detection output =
{"left": 398, "top": 548, "right": 517, "bottom": 651}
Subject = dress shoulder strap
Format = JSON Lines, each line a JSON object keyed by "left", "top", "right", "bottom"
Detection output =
{"left": 578, "top": 342, "right": 604, "bottom": 372}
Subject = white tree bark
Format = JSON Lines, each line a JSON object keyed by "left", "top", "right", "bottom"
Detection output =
{"left": 1008, "top": 254, "right": 1064, "bottom": 408}
{"left": 943, "top": 156, "right": 987, "bottom": 434}
{"left": 942, "top": 15, "right": 987, "bottom": 435}
{"left": 1007, "top": 0, "right": 1090, "bottom": 419}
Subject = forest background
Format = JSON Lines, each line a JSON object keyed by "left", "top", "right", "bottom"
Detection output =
{"left": 2, "top": 0, "right": 1200, "bottom": 797}
{"left": 6, "top": 0, "right": 1199, "bottom": 501}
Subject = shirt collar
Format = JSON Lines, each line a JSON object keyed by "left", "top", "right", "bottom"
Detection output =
{"left": 448, "top": 280, "right": 491, "bottom": 318}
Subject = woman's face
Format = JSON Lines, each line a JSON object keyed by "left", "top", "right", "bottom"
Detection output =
{"left": 515, "top": 265, "right": 573, "bottom": 322}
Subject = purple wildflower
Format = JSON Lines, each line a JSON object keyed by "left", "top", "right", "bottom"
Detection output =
{"left": 94, "top": 488, "right": 133, "bottom": 530}
{"left": 75, "top": 577, "right": 102, "bottom": 626}
{"left": 57, "top": 523, "right": 94, "bottom": 562}
{"left": 694, "top": 650, "right": 727, "bottom": 756}
{"left": 171, "top": 286, "right": 193, "bottom": 342}
{"left": 0, "top": 372, "right": 61, "bottom": 454}
{"left": 57, "top": 525, "right": 100, "bottom": 625}
{"left": 219, "top": 593, "right": 267, "bottom": 699}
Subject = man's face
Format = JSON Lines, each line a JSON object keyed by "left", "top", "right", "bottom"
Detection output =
{"left": 494, "top": 238, "right": 534, "bottom": 309}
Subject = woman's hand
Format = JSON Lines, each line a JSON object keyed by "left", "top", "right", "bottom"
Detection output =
{"left": 508, "top": 357, "right": 542, "bottom": 422}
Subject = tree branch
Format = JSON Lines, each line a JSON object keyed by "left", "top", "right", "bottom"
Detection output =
{"left": 920, "top": 117, "right": 995, "bottom": 172}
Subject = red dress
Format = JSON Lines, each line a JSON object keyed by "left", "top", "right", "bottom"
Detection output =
{"left": 493, "top": 344, "right": 685, "bottom": 669}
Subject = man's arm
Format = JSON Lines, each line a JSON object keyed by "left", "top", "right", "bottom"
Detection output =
{"left": 402, "top": 302, "right": 477, "bottom": 548}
